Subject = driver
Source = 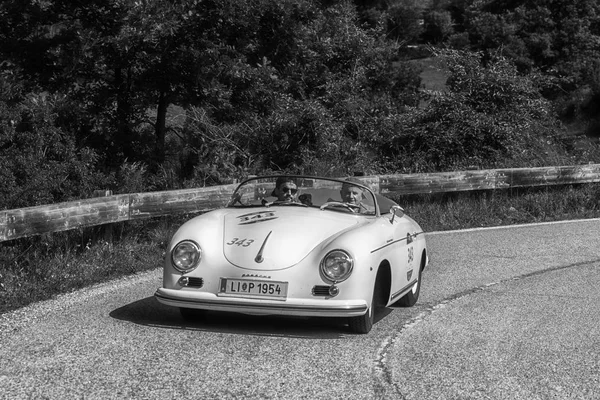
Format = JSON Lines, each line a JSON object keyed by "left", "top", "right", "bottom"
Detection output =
{"left": 272, "top": 177, "right": 299, "bottom": 203}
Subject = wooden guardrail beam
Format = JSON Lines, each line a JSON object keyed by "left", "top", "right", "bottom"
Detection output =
{"left": 0, "top": 195, "right": 131, "bottom": 242}
{"left": 1, "top": 165, "right": 599, "bottom": 242}
{"left": 378, "top": 164, "right": 600, "bottom": 195}
{"left": 0, "top": 184, "right": 237, "bottom": 242}
{"left": 129, "top": 184, "right": 236, "bottom": 220}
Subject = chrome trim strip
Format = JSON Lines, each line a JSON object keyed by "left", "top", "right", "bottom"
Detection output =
{"left": 371, "top": 238, "right": 406, "bottom": 253}
{"left": 391, "top": 281, "right": 417, "bottom": 301}
{"left": 370, "top": 231, "right": 425, "bottom": 253}
{"left": 155, "top": 292, "right": 368, "bottom": 315}
{"left": 254, "top": 231, "right": 272, "bottom": 263}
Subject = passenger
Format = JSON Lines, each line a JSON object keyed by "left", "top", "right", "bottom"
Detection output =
{"left": 340, "top": 178, "right": 374, "bottom": 212}
{"left": 272, "top": 177, "right": 299, "bottom": 203}
{"left": 341, "top": 178, "right": 364, "bottom": 205}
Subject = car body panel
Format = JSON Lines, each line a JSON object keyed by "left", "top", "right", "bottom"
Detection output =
{"left": 155, "top": 175, "right": 428, "bottom": 325}
{"left": 222, "top": 208, "right": 361, "bottom": 270}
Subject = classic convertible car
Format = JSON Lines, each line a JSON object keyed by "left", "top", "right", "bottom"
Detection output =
{"left": 155, "top": 175, "right": 427, "bottom": 333}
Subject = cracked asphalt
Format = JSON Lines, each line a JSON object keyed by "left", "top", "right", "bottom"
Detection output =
{"left": 1, "top": 219, "right": 598, "bottom": 399}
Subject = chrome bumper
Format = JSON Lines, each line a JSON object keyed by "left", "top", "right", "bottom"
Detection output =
{"left": 155, "top": 288, "right": 368, "bottom": 317}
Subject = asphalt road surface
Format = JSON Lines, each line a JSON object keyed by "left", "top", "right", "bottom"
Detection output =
{"left": 1, "top": 219, "right": 599, "bottom": 400}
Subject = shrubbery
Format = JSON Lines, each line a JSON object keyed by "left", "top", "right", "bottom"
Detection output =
{"left": 383, "top": 50, "right": 569, "bottom": 172}
{"left": 0, "top": 0, "right": 599, "bottom": 210}
{"left": 0, "top": 91, "right": 111, "bottom": 208}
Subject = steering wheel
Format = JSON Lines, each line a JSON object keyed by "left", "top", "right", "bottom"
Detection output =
{"left": 319, "top": 201, "right": 361, "bottom": 213}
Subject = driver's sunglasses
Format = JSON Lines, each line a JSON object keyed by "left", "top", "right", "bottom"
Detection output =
{"left": 281, "top": 187, "right": 298, "bottom": 194}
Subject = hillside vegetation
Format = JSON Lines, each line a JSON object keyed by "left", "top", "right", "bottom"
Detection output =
{"left": 1, "top": 0, "right": 600, "bottom": 210}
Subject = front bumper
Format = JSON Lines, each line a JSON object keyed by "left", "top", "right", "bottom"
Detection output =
{"left": 155, "top": 288, "right": 368, "bottom": 317}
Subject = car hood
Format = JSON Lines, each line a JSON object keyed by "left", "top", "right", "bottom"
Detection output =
{"left": 222, "top": 207, "right": 361, "bottom": 271}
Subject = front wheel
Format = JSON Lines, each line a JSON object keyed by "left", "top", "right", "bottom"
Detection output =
{"left": 348, "top": 269, "right": 385, "bottom": 334}
{"left": 348, "top": 300, "right": 374, "bottom": 334}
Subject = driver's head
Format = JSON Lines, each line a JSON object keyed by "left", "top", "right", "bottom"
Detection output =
{"left": 273, "top": 177, "right": 298, "bottom": 202}
{"left": 340, "top": 178, "right": 364, "bottom": 205}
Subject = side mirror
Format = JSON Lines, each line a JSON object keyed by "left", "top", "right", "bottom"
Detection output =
{"left": 390, "top": 205, "right": 404, "bottom": 223}
{"left": 228, "top": 191, "right": 242, "bottom": 206}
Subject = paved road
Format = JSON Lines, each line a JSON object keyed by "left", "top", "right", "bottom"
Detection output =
{"left": 1, "top": 219, "right": 598, "bottom": 399}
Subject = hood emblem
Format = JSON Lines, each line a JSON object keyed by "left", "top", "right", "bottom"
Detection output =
{"left": 255, "top": 231, "right": 273, "bottom": 263}
{"left": 242, "top": 273, "right": 272, "bottom": 279}
{"left": 407, "top": 269, "right": 413, "bottom": 281}
{"left": 238, "top": 211, "right": 277, "bottom": 225}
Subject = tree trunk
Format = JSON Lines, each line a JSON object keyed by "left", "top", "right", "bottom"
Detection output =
{"left": 155, "top": 90, "right": 168, "bottom": 167}
{"left": 115, "top": 66, "right": 135, "bottom": 161}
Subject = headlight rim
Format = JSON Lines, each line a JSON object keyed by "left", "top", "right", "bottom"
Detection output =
{"left": 320, "top": 249, "right": 354, "bottom": 283}
{"left": 171, "top": 240, "right": 202, "bottom": 273}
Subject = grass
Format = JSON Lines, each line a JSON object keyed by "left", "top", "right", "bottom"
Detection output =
{"left": 0, "top": 217, "right": 182, "bottom": 314}
{"left": 1, "top": 184, "right": 600, "bottom": 314}
{"left": 394, "top": 184, "right": 600, "bottom": 232}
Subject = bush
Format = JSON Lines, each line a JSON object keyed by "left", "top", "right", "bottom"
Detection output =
{"left": 423, "top": 10, "right": 454, "bottom": 44}
{"left": 381, "top": 50, "right": 569, "bottom": 172}
{"left": 386, "top": 2, "right": 423, "bottom": 43}
{"left": 169, "top": 1, "right": 421, "bottom": 179}
{"left": 0, "top": 91, "right": 111, "bottom": 209}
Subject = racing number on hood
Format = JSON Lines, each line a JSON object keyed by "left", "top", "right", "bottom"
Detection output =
{"left": 226, "top": 238, "right": 255, "bottom": 247}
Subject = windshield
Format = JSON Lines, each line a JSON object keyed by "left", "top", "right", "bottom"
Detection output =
{"left": 227, "top": 176, "right": 379, "bottom": 216}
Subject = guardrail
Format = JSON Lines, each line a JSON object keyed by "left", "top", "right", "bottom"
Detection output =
{"left": 1, "top": 164, "right": 599, "bottom": 242}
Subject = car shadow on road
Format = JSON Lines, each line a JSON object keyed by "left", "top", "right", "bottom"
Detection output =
{"left": 109, "top": 296, "right": 391, "bottom": 339}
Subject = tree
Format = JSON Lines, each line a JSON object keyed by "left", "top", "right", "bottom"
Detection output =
{"left": 0, "top": 0, "right": 422, "bottom": 189}
{"left": 463, "top": 0, "right": 600, "bottom": 95}
{"left": 385, "top": 50, "right": 566, "bottom": 172}
{"left": 386, "top": 1, "right": 425, "bottom": 43}
{"left": 423, "top": 10, "right": 454, "bottom": 44}
{"left": 0, "top": 88, "right": 110, "bottom": 209}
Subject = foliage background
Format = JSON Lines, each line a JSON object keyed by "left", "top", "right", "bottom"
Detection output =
{"left": 1, "top": 0, "right": 600, "bottom": 209}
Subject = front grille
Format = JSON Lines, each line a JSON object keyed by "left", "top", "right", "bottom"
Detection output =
{"left": 312, "top": 285, "right": 331, "bottom": 296}
{"left": 187, "top": 277, "right": 204, "bottom": 288}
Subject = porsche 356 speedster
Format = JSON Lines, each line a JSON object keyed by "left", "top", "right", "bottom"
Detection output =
{"left": 155, "top": 175, "right": 428, "bottom": 333}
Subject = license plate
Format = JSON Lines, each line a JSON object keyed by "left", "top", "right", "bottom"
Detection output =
{"left": 218, "top": 278, "right": 288, "bottom": 300}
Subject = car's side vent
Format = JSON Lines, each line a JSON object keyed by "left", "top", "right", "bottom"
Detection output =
{"left": 312, "top": 286, "right": 331, "bottom": 296}
{"left": 187, "top": 277, "right": 204, "bottom": 288}
{"left": 178, "top": 276, "right": 203, "bottom": 288}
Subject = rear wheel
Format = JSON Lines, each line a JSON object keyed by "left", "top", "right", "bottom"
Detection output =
{"left": 395, "top": 257, "right": 423, "bottom": 307}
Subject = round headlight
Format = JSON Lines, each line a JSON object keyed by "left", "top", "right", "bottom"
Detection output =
{"left": 171, "top": 240, "right": 201, "bottom": 273}
{"left": 320, "top": 250, "right": 353, "bottom": 282}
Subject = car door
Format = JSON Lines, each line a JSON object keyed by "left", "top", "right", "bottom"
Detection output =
{"left": 387, "top": 207, "right": 418, "bottom": 304}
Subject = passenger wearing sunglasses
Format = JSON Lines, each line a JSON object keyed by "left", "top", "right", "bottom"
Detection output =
{"left": 272, "top": 177, "right": 299, "bottom": 203}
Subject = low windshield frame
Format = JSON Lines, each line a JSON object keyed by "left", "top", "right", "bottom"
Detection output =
{"left": 227, "top": 175, "right": 379, "bottom": 216}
